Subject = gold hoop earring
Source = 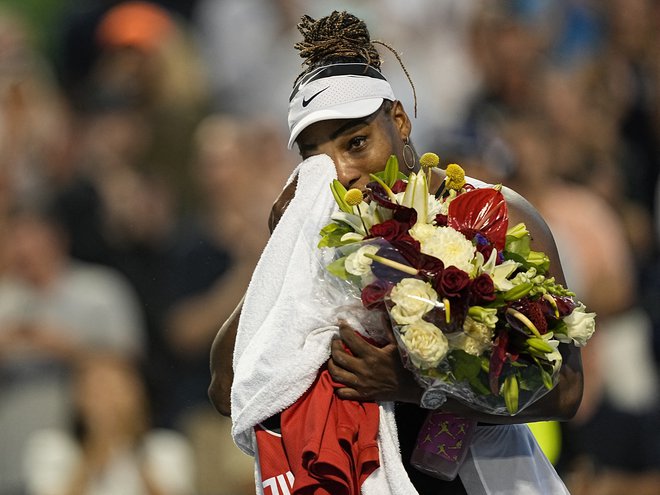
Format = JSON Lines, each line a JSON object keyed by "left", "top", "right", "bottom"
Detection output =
{"left": 403, "top": 138, "right": 415, "bottom": 171}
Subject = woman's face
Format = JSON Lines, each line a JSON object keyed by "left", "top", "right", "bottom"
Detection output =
{"left": 295, "top": 101, "right": 411, "bottom": 190}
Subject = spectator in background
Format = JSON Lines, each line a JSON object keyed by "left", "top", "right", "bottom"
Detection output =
{"left": 23, "top": 353, "right": 196, "bottom": 495}
{"left": 192, "top": 0, "right": 483, "bottom": 151}
{"left": 558, "top": 331, "right": 660, "bottom": 495}
{"left": 0, "top": 7, "right": 76, "bottom": 210}
{"left": 48, "top": 2, "right": 212, "bottom": 432}
{"left": 481, "top": 114, "right": 660, "bottom": 494}
{"left": 161, "top": 114, "right": 292, "bottom": 494}
{"left": 87, "top": 0, "right": 211, "bottom": 212}
{"left": 0, "top": 204, "right": 146, "bottom": 495}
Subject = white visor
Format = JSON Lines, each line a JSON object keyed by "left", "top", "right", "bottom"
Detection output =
{"left": 287, "top": 63, "right": 395, "bottom": 149}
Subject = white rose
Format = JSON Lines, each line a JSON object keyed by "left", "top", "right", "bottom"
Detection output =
{"left": 449, "top": 334, "right": 486, "bottom": 356}
{"left": 344, "top": 245, "right": 379, "bottom": 276}
{"left": 409, "top": 224, "right": 476, "bottom": 274}
{"left": 561, "top": 303, "right": 596, "bottom": 347}
{"left": 448, "top": 317, "right": 493, "bottom": 356}
{"left": 390, "top": 278, "right": 438, "bottom": 325}
{"left": 463, "top": 317, "right": 493, "bottom": 343}
{"left": 400, "top": 320, "right": 449, "bottom": 369}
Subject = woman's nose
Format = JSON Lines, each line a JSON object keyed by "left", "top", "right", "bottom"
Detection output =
{"left": 334, "top": 158, "right": 361, "bottom": 189}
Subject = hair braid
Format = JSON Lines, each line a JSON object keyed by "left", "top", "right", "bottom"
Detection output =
{"left": 294, "top": 11, "right": 381, "bottom": 79}
{"left": 292, "top": 11, "right": 417, "bottom": 116}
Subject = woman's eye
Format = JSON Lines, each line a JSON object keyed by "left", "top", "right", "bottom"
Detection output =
{"left": 348, "top": 136, "right": 367, "bottom": 150}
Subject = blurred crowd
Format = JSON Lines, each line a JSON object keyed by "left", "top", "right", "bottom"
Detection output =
{"left": 0, "top": 1, "right": 658, "bottom": 494}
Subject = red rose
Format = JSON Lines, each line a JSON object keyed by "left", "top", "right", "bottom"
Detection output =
{"left": 471, "top": 273, "right": 496, "bottom": 302}
{"left": 361, "top": 279, "right": 394, "bottom": 310}
{"left": 437, "top": 266, "right": 470, "bottom": 297}
{"left": 370, "top": 219, "right": 408, "bottom": 242}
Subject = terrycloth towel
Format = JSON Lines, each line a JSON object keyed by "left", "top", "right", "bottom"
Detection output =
{"left": 231, "top": 154, "right": 419, "bottom": 494}
{"left": 231, "top": 154, "right": 338, "bottom": 454}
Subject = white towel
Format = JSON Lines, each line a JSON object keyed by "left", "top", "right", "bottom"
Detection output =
{"left": 231, "top": 154, "right": 338, "bottom": 454}
{"left": 230, "top": 154, "right": 419, "bottom": 494}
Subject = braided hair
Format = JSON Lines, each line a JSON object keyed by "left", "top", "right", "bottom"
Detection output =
{"left": 294, "top": 11, "right": 381, "bottom": 79}
{"left": 293, "top": 11, "right": 417, "bottom": 115}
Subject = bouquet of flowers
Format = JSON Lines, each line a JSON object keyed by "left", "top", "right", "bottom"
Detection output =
{"left": 318, "top": 153, "right": 596, "bottom": 415}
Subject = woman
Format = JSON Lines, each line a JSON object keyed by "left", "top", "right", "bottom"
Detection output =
{"left": 210, "top": 11, "right": 582, "bottom": 494}
{"left": 24, "top": 353, "right": 195, "bottom": 495}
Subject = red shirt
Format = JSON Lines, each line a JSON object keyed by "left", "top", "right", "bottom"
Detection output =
{"left": 255, "top": 365, "right": 380, "bottom": 495}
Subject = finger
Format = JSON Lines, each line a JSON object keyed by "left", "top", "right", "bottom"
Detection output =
{"left": 337, "top": 322, "right": 376, "bottom": 357}
{"left": 330, "top": 340, "right": 363, "bottom": 374}
{"left": 381, "top": 320, "right": 397, "bottom": 344}
{"left": 327, "top": 357, "right": 359, "bottom": 388}
{"left": 335, "top": 387, "right": 363, "bottom": 401}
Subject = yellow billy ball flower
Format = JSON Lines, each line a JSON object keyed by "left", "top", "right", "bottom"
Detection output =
{"left": 445, "top": 163, "right": 466, "bottom": 191}
{"left": 419, "top": 152, "right": 440, "bottom": 169}
{"left": 344, "top": 188, "right": 364, "bottom": 206}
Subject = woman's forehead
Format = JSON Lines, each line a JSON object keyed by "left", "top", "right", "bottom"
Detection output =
{"left": 299, "top": 118, "right": 357, "bottom": 143}
{"left": 297, "top": 106, "right": 386, "bottom": 150}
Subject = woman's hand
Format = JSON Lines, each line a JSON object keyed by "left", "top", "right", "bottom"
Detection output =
{"left": 327, "top": 320, "right": 423, "bottom": 404}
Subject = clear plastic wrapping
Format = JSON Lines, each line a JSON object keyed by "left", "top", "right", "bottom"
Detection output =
{"left": 316, "top": 158, "right": 596, "bottom": 415}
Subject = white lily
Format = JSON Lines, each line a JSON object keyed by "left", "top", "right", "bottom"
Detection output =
{"left": 401, "top": 171, "right": 429, "bottom": 224}
{"left": 340, "top": 232, "right": 365, "bottom": 243}
{"left": 330, "top": 199, "right": 385, "bottom": 238}
{"left": 331, "top": 211, "right": 367, "bottom": 235}
{"left": 477, "top": 248, "right": 520, "bottom": 291}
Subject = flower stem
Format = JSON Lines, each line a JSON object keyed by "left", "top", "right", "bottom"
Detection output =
{"left": 363, "top": 253, "right": 419, "bottom": 275}
{"left": 354, "top": 204, "right": 370, "bottom": 234}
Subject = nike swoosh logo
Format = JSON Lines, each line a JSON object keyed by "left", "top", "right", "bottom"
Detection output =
{"left": 302, "top": 86, "right": 330, "bottom": 107}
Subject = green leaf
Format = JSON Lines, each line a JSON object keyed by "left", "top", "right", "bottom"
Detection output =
{"left": 502, "top": 282, "right": 534, "bottom": 301}
{"left": 326, "top": 256, "right": 350, "bottom": 280}
{"left": 384, "top": 155, "right": 399, "bottom": 186}
{"left": 318, "top": 223, "right": 354, "bottom": 248}
{"left": 503, "top": 251, "right": 527, "bottom": 266}
{"left": 450, "top": 350, "right": 490, "bottom": 395}
{"left": 527, "top": 250, "right": 550, "bottom": 273}
{"left": 518, "top": 369, "right": 544, "bottom": 392}
{"left": 504, "top": 251, "right": 549, "bottom": 274}
{"left": 373, "top": 155, "right": 408, "bottom": 186}
{"left": 541, "top": 368, "right": 555, "bottom": 390}
{"left": 505, "top": 233, "right": 531, "bottom": 258}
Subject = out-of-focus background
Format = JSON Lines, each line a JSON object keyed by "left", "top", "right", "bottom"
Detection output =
{"left": 0, "top": 1, "right": 658, "bottom": 494}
